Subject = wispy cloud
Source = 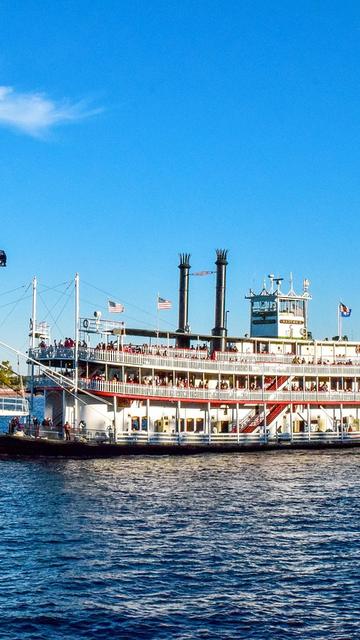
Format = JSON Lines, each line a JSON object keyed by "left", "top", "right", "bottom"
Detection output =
{"left": 0, "top": 86, "right": 100, "bottom": 137}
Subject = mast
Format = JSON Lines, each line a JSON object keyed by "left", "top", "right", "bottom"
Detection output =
{"left": 29, "top": 276, "right": 37, "bottom": 419}
{"left": 74, "top": 273, "right": 80, "bottom": 431}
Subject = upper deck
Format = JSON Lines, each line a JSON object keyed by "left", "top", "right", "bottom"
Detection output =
{"left": 29, "top": 338, "right": 360, "bottom": 377}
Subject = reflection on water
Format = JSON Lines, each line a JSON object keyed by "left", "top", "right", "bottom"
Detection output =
{"left": 0, "top": 450, "right": 359, "bottom": 639}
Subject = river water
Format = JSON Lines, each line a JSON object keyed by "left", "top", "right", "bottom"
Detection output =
{"left": 0, "top": 449, "right": 359, "bottom": 639}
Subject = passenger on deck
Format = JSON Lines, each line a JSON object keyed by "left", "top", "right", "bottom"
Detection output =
{"left": 64, "top": 421, "right": 71, "bottom": 441}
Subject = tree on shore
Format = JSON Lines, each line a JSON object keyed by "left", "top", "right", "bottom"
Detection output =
{"left": 0, "top": 361, "right": 20, "bottom": 389}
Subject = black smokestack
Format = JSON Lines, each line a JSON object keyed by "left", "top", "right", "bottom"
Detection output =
{"left": 176, "top": 253, "right": 191, "bottom": 348}
{"left": 212, "top": 249, "right": 228, "bottom": 352}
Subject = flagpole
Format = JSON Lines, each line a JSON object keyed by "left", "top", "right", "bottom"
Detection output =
{"left": 338, "top": 302, "right": 341, "bottom": 340}
{"left": 74, "top": 273, "right": 80, "bottom": 433}
{"left": 157, "top": 292, "right": 159, "bottom": 345}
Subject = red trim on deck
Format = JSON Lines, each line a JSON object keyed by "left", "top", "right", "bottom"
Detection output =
{"left": 83, "top": 391, "right": 360, "bottom": 407}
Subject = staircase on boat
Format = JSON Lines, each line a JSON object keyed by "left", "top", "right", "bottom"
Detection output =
{"left": 240, "top": 376, "right": 289, "bottom": 433}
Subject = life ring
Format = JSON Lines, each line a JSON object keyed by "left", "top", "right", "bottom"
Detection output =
{"left": 83, "top": 319, "right": 89, "bottom": 328}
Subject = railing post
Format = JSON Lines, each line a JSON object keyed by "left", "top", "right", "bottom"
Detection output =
{"left": 264, "top": 402, "right": 267, "bottom": 444}
{"left": 207, "top": 402, "right": 211, "bottom": 444}
{"left": 113, "top": 396, "right": 118, "bottom": 442}
{"left": 177, "top": 400, "right": 181, "bottom": 445}
{"left": 236, "top": 402, "right": 240, "bottom": 444}
{"left": 340, "top": 404, "right": 344, "bottom": 441}
{"left": 147, "top": 399, "right": 151, "bottom": 442}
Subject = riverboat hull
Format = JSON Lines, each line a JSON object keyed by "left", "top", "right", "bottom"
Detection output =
{"left": 1, "top": 434, "right": 360, "bottom": 458}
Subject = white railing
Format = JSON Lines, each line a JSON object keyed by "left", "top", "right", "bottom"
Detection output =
{"left": 34, "top": 429, "right": 360, "bottom": 446}
{"left": 29, "top": 346, "right": 360, "bottom": 377}
{"left": 82, "top": 431, "right": 268, "bottom": 445}
{"left": 31, "top": 375, "right": 360, "bottom": 403}
{"left": 114, "top": 430, "right": 359, "bottom": 445}
{"left": 0, "top": 396, "right": 29, "bottom": 416}
{"left": 72, "top": 431, "right": 360, "bottom": 446}
{"left": 78, "top": 379, "right": 360, "bottom": 403}
{"left": 290, "top": 431, "right": 360, "bottom": 442}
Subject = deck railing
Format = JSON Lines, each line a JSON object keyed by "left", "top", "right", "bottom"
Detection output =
{"left": 29, "top": 428, "right": 360, "bottom": 446}
{"left": 32, "top": 375, "right": 360, "bottom": 403}
{"left": 29, "top": 347, "right": 360, "bottom": 377}
{"left": 80, "top": 379, "right": 360, "bottom": 403}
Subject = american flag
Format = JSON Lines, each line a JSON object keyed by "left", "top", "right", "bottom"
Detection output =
{"left": 339, "top": 302, "right": 351, "bottom": 318}
{"left": 157, "top": 296, "right": 172, "bottom": 310}
{"left": 108, "top": 300, "right": 125, "bottom": 313}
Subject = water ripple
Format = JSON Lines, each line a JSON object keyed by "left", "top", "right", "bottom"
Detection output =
{"left": 0, "top": 450, "right": 360, "bottom": 638}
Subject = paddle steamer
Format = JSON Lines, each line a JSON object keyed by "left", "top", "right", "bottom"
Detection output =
{"left": 28, "top": 251, "right": 360, "bottom": 448}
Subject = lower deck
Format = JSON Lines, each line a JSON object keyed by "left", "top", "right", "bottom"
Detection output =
{"left": 41, "top": 387, "right": 360, "bottom": 445}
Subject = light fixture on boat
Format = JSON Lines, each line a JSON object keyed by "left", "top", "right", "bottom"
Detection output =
{"left": 94, "top": 310, "right": 102, "bottom": 328}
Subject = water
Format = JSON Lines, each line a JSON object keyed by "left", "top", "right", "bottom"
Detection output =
{"left": 0, "top": 450, "right": 359, "bottom": 639}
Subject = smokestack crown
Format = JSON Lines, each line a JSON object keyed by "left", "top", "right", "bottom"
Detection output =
{"left": 215, "top": 249, "right": 228, "bottom": 265}
{"left": 179, "top": 253, "right": 191, "bottom": 269}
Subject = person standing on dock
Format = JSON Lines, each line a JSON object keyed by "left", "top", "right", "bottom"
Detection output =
{"left": 79, "top": 420, "right": 87, "bottom": 439}
{"left": 33, "top": 417, "right": 40, "bottom": 438}
{"left": 64, "top": 421, "right": 71, "bottom": 441}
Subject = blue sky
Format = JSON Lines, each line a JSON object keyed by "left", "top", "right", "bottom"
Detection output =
{"left": 1, "top": 0, "right": 360, "bottom": 364}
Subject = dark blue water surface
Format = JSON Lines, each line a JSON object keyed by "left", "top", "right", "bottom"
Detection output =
{"left": 0, "top": 450, "right": 359, "bottom": 639}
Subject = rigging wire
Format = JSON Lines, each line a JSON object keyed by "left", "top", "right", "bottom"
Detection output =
{"left": 0, "top": 292, "right": 33, "bottom": 310}
{"left": 0, "top": 340, "right": 113, "bottom": 422}
{"left": 38, "top": 284, "right": 73, "bottom": 337}
{"left": 0, "top": 284, "right": 29, "bottom": 297}
{"left": 52, "top": 291, "right": 73, "bottom": 327}
{"left": 2, "top": 357, "right": 112, "bottom": 423}
{"left": 38, "top": 280, "right": 73, "bottom": 306}
{"left": 0, "top": 282, "right": 32, "bottom": 328}
{"left": 39, "top": 280, "right": 71, "bottom": 293}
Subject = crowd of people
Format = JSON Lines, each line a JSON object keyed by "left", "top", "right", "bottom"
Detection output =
{"left": 86, "top": 371, "right": 360, "bottom": 395}
{"left": 39, "top": 338, "right": 88, "bottom": 352}
{"left": 34, "top": 336, "right": 360, "bottom": 368}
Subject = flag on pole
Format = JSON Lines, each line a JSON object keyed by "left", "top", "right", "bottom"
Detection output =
{"left": 157, "top": 296, "right": 172, "bottom": 310}
{"left": 339, "top": 302, "right": 351, "bottom": 317}
{"left": 190, "top": 270, "right": 215, "bottom": 276}
{"left": 108, "top": 300, "right": 125, "bottom": 313}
